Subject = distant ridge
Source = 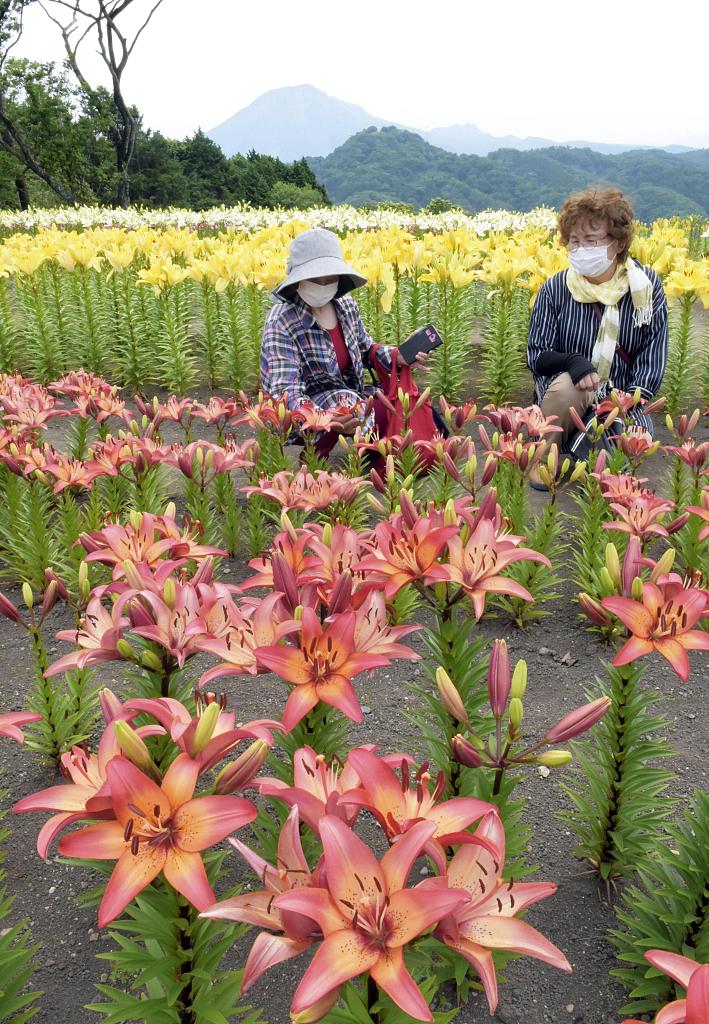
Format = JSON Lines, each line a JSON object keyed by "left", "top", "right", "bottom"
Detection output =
{"left": 307, "top": 126, "right": 709, "bottom": 221}
{"left": 207, "top": 85, "right": 695, "bottom": 161}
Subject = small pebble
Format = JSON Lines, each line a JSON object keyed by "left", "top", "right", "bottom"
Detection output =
{"left": 688, "top": 713, "right": 696, "bottom": 720}
{"left": 361, "top": 705, "right": 372, "bottom": 715}
{"left": 538, "top": 646, "right": 554, "bottom": 656}
{"left": 538, "top": 766, "right": 551, "bottom": 779}
{"left": 566, "top": 1006, "right": 574, "bottom": 1013}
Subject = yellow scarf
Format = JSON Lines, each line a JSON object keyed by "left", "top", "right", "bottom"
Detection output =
{"left": 566, "top": 260, "right": 653, "bottom": 382}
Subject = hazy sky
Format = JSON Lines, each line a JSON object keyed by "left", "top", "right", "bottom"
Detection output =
{"left": 15, "top": 0, "right": 709, "bottom": 147}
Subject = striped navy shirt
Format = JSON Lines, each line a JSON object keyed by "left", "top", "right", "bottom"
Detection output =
{"left": 527, "top": 261, "right": 669, "bottom": 408}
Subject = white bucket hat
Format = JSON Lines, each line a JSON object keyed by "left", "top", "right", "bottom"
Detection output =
{"left": 273, "top": 227, "right": 367, "bottom": 301}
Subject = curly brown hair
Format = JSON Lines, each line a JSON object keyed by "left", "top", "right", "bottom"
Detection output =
{"left": 557, "top": 186, "right": 635, "bottom": 262}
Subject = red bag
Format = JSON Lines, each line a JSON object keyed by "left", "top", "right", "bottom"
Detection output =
{"left": 369, "top": 346, "right": 440, "bottom": 468}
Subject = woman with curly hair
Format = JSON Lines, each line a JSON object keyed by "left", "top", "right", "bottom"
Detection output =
{"left": 526, "top": 186, "right": 668, "bottom": 485}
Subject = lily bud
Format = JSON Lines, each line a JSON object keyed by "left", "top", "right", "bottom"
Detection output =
{"left": 113, "top": 720, "right": 161, "bottom": 780}
{"left": 78, "top": 560, "right": 90, "bottom": 600}
{"left": 122, "top": 558, "right": 144, "bottom": 590}
{"left": 598, "top": 567, "right": 616, "bottom": 597}
{"left": 631, "top": 576, "right": 644, "bottom": 601}
{"left": 442, "top": 453, "right": 461, "bottom": 482}
{"left": 605, "top": 543, "right": 621, "bottom": 588}
{"left": 293, "top": 604, "right": 303, "bottom": 621}
{"left": 435, "top": 667, "right": 468, "bottom": 724}
{"left": 399, "top": 489, "right": 418, "bottom": 528}
{"left": 192, "top": 700, "right": 221, "bottom": 755}
{"left": 163, "top": 577, "right": 177, "bottom": 610}
{"left": 536, "top": 749, "right": 572, "bottom": 767}
{"left": 321, "top": 523, "right": 332, "bottom": 546}
{"left": 214, "top": 739, "right": 269, "bottom": 794}
{"left": 508, "top": 697, "right": 523, "bottom": 731}
{"left": 443, "top": 498, "right": 458, "bottom": 527}
{"left": 279, "top": 510, "right": 298, "bottom": 540}
{"left": 141, "top": 649, "right": 163, "bottom": 671}
{"left": 116, "top": 639, "right": 135, "bottom": 660}
{"left": 369, "top": 469, "right": 385, "bottom": 493}
{"left": 129, "top": 510, "right": 143, "bottom": 531}
{"left": 41, "top": 580, "right": 59, "bottom": 618}
{"left": 22, "top": 582, "right": 34, "bottom": 609}
{"left": 649, "top": 547, "right": 675, "bottom": 582}
{"left": 544, "top": 696, "right": 612, "bottom": 744}
{"left": 569, "top": 460, "right": 587, "bottom": 483}
{"left": 481, "top": 454, "right": 497, "bottom": 486}
{"left": 488, "top": 639, "right": 510, "bottom": 718}
{"left": 578, "top": 592, "right": 612, "bottom": 627}
{"left": 366, "top": 492, "right": 385, "bottom": 514}
{"left": 510, "top": 659, "right": 527, "bottom": 699}
{"left": 290, "top": 988, "right": 341, "bottom": 1023}
{"left": 451, "top": 734, "right": 484, "bottom": 768}
{"left": 0, "top": 591, "right": 22, "bottom": 624}
{"left": 666, "top": 513, "right": 689, "bottom": 535}
{"left": 164, "top": 501, "right": 176, "bottom": 521}
{"left": 328, "top": 572, "right": 353, "bottom": 615}
{"left": 560, "top": 457, "right": 571, "bottom": 478}
{"left": 98, "top": 687, "right": 122, "bottom": 723}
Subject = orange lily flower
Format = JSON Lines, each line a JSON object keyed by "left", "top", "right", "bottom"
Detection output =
{"left": 255, "top": 607, "right": 392, "bottom": 731}
{"left": 602, "top": 579, "right": 709, "bottom": 681}
{"left": 423, "top": 811, "right": 570, "bottom": 1013}
{"left": 195, "top": 592, "right": 296, "bottom": 686}
{"left": 201, "top": 806, "right": 321, "bottom": 993}
{"left": 46, "top": 594, "right": 130, "bottom": 677}
{"left": 275, "top": 816, "right": 469, "bottom": 1022}
{"left": 343, "top": 748, "right": 495, "bottom": 870}
{"left": 58, "top": 754, "right": 256, "bottom": 927}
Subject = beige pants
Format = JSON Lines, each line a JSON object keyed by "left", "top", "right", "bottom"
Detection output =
{"left": 540, "top": 372, "right": 595, "bottom": 440}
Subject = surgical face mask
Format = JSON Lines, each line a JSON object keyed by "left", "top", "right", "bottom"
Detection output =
{"left": 568, "top": 245, "right": 614, "bottom": 278}
{"left": 297, "top": 280, "right": 338, "bottom": 307}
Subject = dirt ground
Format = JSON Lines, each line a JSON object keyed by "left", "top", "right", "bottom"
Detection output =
{"left": 0, "top": 407, "right": 707, "bottom": 1024}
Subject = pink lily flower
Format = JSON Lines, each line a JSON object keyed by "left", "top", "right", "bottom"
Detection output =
{"left": 275, "top": 816, "right": 469, "bottom": 1022}
{"left": 422, "top": 811, "right": 571, "bottom": 1012}
{"left": 343, "top": 747, "right": 495, "bottom": 870}
{"left": 46, "top": 595, "right": 130, "bottom": 677}
{"left": 0, "top": 710, "right": 42, "bottom": 744}
{"left": 201, "top": 806, "right": 322, "bottom": 993}
{"left": 640, "top": 950, "right": 709, "bottom": 1024}
{"left": 254, "top": 607, "right": 394, "bottom": 731}
{"left": 58, "top": 754, "right": 256, "bottom": 927}
{"left": 602, "top": 579, "right": 709, "bottom": 681}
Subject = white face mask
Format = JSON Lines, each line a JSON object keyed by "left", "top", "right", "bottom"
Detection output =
{"left": 297, "top": 280, "right": 338, "bottom": 307}
{"left": 568, "top": 245, "right": 614, "bottom": 278}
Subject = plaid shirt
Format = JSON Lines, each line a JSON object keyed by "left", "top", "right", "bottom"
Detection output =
{"left": 260, "top": 294, "right": 395, "bottom": 410}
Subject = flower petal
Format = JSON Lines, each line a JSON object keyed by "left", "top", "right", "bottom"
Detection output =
{"left": 645, "top": 950, "right": 699, "bottom": 988}
{"left": 387, "top": 887, "right": 469, "bottom": 946}
{"left": 281, "top": 685, "right": 319, "bottom": 733}
{"left": 290, "top": 929, "right": 378, "bottom": 1016}
{"left": 439, "top": 931, "right": 498, "bottom": 1012}
{"left": 461, "top": 915, "right": 571, "bottom": 972}
{"left": 106, "top": 756, "right": 170, "bottom": 826}
{"left": 381, "top": 819, "right": 437, "bottom": 893}
{"left": 98, "top": 845, "right": 164, "bottom": 927}
{"left": 58, "top": 821, "right": 125, "bottom": 860}
{"left": 370, "top": 944, "right": 432, "bottom": 1022}
{"left": 612, "top": 635, "right": 654, "bottom": 667}
{"left": 241, "top": 931, "right": 312, "bottom": 994}
{"left": 655, "top": 1000, "right": 687, "bottom": 1024}
{"left": 653, "top": 637, "right": 690, "bottom": 681}
{"left": 273, "top": 887, "right": 345, "bottom": 935}
{"left": 316, "top": 674, "right": 363, "bottom": 723}
{"left": 319, "top": 814, "right": 385, "bottom": 906}
{"left": 163, "top": 847, "right": 214, "bottom": 910}
{"left": 687, "top": 964, "right": 709, "bottom": 1024}
{"left": 256, "top": 646, "right": 311, "bottom": 685}
{"left": 601, "top": 596, "right": 653, "bottom": 636}
{"left": 201, "top": 890, "right": 278, "bottom": 930}
{"left": 174, "top": 795, "right": 256, "bottom": 851}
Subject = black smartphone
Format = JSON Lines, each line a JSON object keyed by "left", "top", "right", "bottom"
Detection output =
{"left": 397, "top": 324, "right": 444, "bottom": 365}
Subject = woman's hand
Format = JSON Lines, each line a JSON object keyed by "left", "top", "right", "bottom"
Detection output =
{"left": 329, "top": 411, "right": 359, "bottom": 436}
{"left": 575, "top": 371, "right": 600, "bottom": 391}
{"left": 395, "top": 349, "right": 430, "bottom": 371}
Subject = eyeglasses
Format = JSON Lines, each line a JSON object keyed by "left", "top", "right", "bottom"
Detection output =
{"left": 567, "top": 236, "right": 612, "bottom": 250}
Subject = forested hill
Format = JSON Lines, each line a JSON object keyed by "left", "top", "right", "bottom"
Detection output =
{"left": 308, "top": 127, "right": 709, "bottom": 220}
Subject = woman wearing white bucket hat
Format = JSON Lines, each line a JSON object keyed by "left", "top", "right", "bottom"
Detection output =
{"left": 261, "top": 227, "right": 428, "bottom": 455}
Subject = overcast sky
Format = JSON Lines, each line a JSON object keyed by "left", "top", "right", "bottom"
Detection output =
{"left": 15, "top": 0, "right": 709, "bottom": 148}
